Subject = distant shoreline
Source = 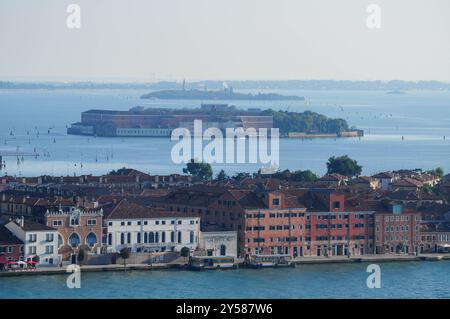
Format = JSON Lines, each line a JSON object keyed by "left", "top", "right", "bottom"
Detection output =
{"left": 1, "top": 80, "right": 450, "bottom": 91}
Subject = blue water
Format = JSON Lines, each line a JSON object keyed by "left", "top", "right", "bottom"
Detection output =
{"left": 0, "top": 261, "right": 449, "bottom": 298}
{"left": 0, "top": 89, "right": 449, "bottom": 176}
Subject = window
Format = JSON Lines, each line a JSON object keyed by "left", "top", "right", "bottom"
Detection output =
{"left": 332, "top": 201, "right": 341, "bottom": 209}
{"left": 28, "top": 234, "right": 37, "bottom": 242}
{"left": 87, "top": 219, "right": 97, "bottom": 226}
{"left": 127, "top": 232, "right": 131, "bottom": 244}
{"left": 70, "top": 217, "right": 79, "bottom": 226}
{"left": 177, "top": 231, "right": 182, "bottom": 243}
{"left": 272, "top": 198, "right": 280, "bottom": 206}
{"left": 53, "top": 220, "right": 63, "bottom": 227}
{"left": 28, "top": 246, "right": 36, "bottom": 254}
{"left": 190, "top": 231, "right": 194, "bottom": 244}
{"left": 69, "top": 233, "right": 81, "bottom": 248}
{"left": 127, "top": 221, "right": 132, "bottom": 226}
{"left": 86, "top": 233, "right": 97, "bottom": 247}
{"left": 45, "top": 245, "right": 54, "bottom": 254}
{"left": 161, "top": 232, "right": 166, "bottom": 243}
{"left": 108, "top": 233, "right": 112, "bottom": 246}
{"left": 46, "top": 233, "right": 54, "bottom": 242}
{"left": 171, "top": 231, "right": 175, "bottom": 243}
{"left": 178, "top": 220, "right": 182, "bottom": 225}
{"left": 120, "top": 233, "right": 125, "bottom": 245}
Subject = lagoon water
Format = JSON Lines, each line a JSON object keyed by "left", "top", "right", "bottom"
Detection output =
{"left": 0, "top": 261, "right": 449, "bottom": 299}
{"left": 0, "top": 89, "right": 449, "bottom": 177}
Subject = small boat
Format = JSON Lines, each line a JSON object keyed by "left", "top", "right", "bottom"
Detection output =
{"left": 188, "top": 256, "right": 236, "bottom": 270}
{"left": 247, "top": 254, "right": 293, "bottom": 268}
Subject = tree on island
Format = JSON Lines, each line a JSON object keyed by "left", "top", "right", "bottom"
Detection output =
{"left": 326, "top": 155, "right": 362, "bottom": 178}
{"left": 183, "top": 159, "right": 213, "bottom": 181}
{"left": 216, "top": 169, "right": 229, "bottom": 182}
{"left": 119, "top": 247, "right": 131, "bottom": 270}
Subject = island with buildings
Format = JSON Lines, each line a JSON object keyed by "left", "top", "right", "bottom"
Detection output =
{"left": 67, "top": 104, "right": 363, "bottom": 138}
{"left": 140, "top": 87, "right": 305, "bottom": 101}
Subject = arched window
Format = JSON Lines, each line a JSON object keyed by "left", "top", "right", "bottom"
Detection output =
{"left": 178, "top": 231, "right": 182, "bottom": 244}
{"left": 170, "top": 231, "right": 175, "bottom": 243}
{"left": 161, "top": 232, "right": 166, "bottom": 243}
{"left": 144, "top": 232, "right": 148, "bottom": 243}
{"left": 149, "top": 232, "right": 155, "bottom": 243}
{"left": 220, "top": 244, "right": 226, "bottom": 256}
{"left": 86, "top": 232, "right": 97, "bottom": 247}
{"left": 155, "top": 232, "right": 159, "bottom": 243}
{"left": 108, "top": 233, "right": 112, "bottom": 246}
{"left": 190, "top": 231, "right": 194, "bottom": 244}
{"left": 120, "top": 233, "right": 125, "bottom": 245}
{"left": 69, "top": 233, "right": 80, "bottom": 248}
{"left": 137, "top": 233, "right": 141, "bottom": 244}
{"left": 127, "top": 232, "right": 131, "bottom": 244}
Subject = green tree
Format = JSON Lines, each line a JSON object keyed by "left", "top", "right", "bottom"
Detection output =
{"left": 119, "top": 247, "right": 131, "bottom": 270}
{"left": 291, "top": 170, "right": 319, "bottom": 182}
{"left": 326, "top": 155, "right": 362, "bottom": 178}
{"left": 216, "top": 169, "right": 229, "bottom": 181}
{"left": 183, "top": 159, "right": 213, "bottom": 181}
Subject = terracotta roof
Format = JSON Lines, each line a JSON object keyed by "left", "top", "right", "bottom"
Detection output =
{"left": 105, "top": 200, "right": 199, "bottom": 220}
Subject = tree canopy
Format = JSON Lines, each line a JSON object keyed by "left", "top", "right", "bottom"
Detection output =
{"left": 326, "top": 155, "right": 362, "bottom": 178}
{"left": 262, "top": 109, "right": 349, "bottom": 134}
{"left": 183, "top": 159, "right": 213, "bottom": 181}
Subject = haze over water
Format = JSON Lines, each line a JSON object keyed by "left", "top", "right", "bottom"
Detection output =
{"left": 0, "top": 88, "right": 449, "bottom": 177}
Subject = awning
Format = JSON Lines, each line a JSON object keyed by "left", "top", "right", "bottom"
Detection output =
{"left": 26, "top": 260, "right": 39, "bottom": 264}
{"left": 0, "top": 257, "right": 8, "bottom": 264}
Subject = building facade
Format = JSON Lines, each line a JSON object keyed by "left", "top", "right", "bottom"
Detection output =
{"left": 5, "top": 219, "right": 60, "bottom": 265}
{"left": 105, "top": 200, "right": 200, "bottom": 253}
{"left": 45, "top": 207, "right": 103, "bottom": 260}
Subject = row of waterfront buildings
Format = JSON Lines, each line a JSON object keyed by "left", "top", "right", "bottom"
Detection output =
{"left": 1, "top": 168, "right": 450, "bottom": 266}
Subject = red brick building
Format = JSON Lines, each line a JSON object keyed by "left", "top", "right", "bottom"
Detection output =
{"left": 374, "top": 205, "right": 421, "bottom": 254}
{"left": 45, "top": 207, "right": 103, "bottom": 260}
{"left": 159, "top": 186, "right": 376, "bottom": 258}
{"left": 0, "top": 225, "right": 23, "bottom": 263}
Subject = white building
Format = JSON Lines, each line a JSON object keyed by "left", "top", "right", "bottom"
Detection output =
{"left": 5, "top": 218, "right": 60, "bottom": 266}
{"left": 199, "top": 231, "right": 238, "bottom": 258}
{"left": 105, "top": 200, "right": 200, "bottom": 253}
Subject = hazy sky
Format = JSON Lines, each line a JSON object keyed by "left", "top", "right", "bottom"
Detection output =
{"left": 1, "top": 0, "right": 449, "bottom": 82}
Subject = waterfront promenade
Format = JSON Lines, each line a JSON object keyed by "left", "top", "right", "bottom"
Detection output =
{"left": 1, "top": 254, "right": 449, "bottom": 278}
